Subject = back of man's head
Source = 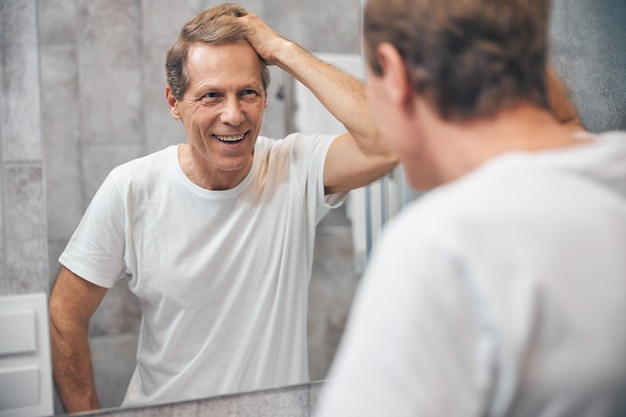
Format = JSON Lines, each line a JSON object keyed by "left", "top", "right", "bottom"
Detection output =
{"left": 363, "top": 0, "right": 550, "bottom": 122}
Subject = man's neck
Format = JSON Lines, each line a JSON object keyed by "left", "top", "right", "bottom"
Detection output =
{"left": 421, "top": 102, "right": 588, "bottom": 185}
{"left": 177, "top": 144, "right": 253, "bottom": 191}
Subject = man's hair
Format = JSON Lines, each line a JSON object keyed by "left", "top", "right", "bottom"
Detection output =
{"left": 166, "top": 3, "right": 271, "bottom": 101}
{"left": 363, "top": 0, "right": 550, "bottom": 121}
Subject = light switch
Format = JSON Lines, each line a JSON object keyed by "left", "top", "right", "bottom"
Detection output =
{"left": 0, "top": 366, "right": 39, "bottom": 410}
{"left": 0, "top": 293, "right": 53, "bottom": 417}
{"left": 0, "top": 310, "right": 37, "bottom": 356}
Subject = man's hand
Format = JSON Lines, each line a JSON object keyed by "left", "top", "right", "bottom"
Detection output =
{"left": 240, "top": 13, "right": 292, "bottom": 67}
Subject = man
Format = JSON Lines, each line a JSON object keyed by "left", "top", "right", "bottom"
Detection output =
{"left": 49, "top": 4, "right": 397, "bottom": 413}
{"left": 315, "top": 0, "right": 626, "bottom": 416}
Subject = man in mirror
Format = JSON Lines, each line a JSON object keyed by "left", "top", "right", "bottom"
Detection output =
{"left": 48, "top": 3, "right": 397, "bottom": 413}
{"left": 314, "top": 0, "right": 626, "bottom": 415}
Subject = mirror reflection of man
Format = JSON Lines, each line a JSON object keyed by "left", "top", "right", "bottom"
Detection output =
{"left": 314, "top": 0, "right": 626, "bottom": 416}
{"left": 49, "top": 4, "right": 398, "bottom": 414}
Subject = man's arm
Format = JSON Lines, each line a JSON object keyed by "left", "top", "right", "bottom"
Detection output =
{"left": 49, "top": 266, "right": 108, "bottom": 413}
{"left": 241, "top": 13, "right": 399, "bottom": 195}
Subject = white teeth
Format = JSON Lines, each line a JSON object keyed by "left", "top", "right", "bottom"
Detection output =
{"left": 215, "top": 134, "right": 244, "bottom": 142}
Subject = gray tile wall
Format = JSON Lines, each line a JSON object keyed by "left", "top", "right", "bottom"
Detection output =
{"left": 549, "top": 0, "right": 626, "bottom": 131}
{"left": 0, "top": 1, "right": 49, "bottom": 295}
{"left": 0, "top": 0, "right": 623, "bottom": 415}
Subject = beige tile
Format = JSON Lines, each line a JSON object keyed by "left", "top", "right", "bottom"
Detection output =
{"left": 1, "top": 43, "right": 42, "bottom": 162}
{"left": 90, "top": 280, "right": 141, "bottom": 337}
{"left": 3, "top": 163, "right": 48, "bottom": 293}
{"left": 80, "top": 142, "right": 145, "bottom": 202}
{"left": 264, "top": 0, "right": 361, "bottom": 54}
{"left": 91, "top": 332, "right": 140, "bottom": 409}
{"left": 1, "top": 1, "right": 38, "bottom": 47}
{"left": 308, "top": 224, "right": 357, "bottom": 381}
{"left": 76, "top": 0, "right": 143, "bottom": 145}
{"left": 40, "top": 44, "right": 83, "bottom": 241}
{"left": 37, "top": 0, "right": 77, "bottom": 46}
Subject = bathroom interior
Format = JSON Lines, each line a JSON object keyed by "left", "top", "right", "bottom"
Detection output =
{"left": 0, "top": 0, "right": 624, "bottom": 416}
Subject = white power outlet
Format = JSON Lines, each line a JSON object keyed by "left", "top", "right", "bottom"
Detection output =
{"left": 0, "top": 293, "right": 53, "bottom": 417}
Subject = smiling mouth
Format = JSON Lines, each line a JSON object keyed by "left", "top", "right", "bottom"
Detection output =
{"left": 214, "top": 134, "right": 245, "bottom": 144}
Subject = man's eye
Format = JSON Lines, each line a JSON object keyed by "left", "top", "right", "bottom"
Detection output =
{"left": 199, "top": 92, "right": 222, "bottom": 102}
{"left": 242, "top": 90, "right": 256, "bottom": 96}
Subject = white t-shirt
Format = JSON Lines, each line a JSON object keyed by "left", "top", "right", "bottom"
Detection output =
{"left": 60, "top": 134, "right": 346, "bottom": 406}
{"left": 315, "top": 131, "right": 626, "bottom": 417}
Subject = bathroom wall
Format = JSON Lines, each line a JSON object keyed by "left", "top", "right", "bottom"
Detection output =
{"left": 549, "top": 0, "right": 626, "bottom": 131}
{"left": 0, "top": 0, "right": 624, "bottom": 415}
{"left": 0, "top": 1, "right": 49, "bottom": 296}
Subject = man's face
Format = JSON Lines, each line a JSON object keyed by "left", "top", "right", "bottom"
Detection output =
{"left": 170, "top": 41, "right": 267, "bottom": 183}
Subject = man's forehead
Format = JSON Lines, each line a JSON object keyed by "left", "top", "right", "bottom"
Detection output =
{"left": 185, "top": 48, "right": 263, "bottom": 91}
{"left": 187, "top": 40, "right": 254, "bottom": 58}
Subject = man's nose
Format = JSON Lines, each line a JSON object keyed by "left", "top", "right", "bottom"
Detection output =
{"left": 220, "top": 97, "right": 245, "bottom": 126}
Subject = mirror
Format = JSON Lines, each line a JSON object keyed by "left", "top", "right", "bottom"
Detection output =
{"left": 0, "top": 0, "right": 616, "bottom": 415}
{"left": 38, "top": 0, "right": 365, "bottom": 414}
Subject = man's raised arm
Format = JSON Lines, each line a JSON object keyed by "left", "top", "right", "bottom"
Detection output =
{"left": 241, "top": 13, "right": 399, "bottom": 194}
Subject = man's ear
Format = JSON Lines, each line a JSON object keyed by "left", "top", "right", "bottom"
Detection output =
{"left": 376, "top": 42, "right": 412, "bottom": 109}
{"left": 165, "top": 85, "right": 181, "bottom": 120}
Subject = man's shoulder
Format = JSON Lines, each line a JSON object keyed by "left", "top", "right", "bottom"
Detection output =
{"left": 255, "top": 133, "right": 338, "bottom": 159}
{"left": 108, "top": 145, "right": 178, "bottom": 186}
{"left": 392, "top": 162, "right": 537, "bottom": 237}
